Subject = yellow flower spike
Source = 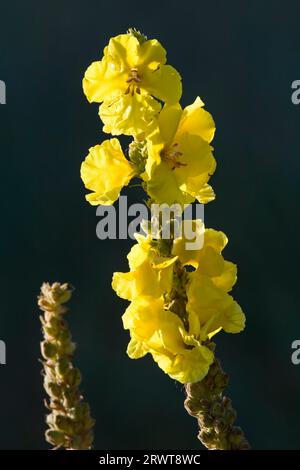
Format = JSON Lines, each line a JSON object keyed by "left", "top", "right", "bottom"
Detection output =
{"left": 113, "top": 223, "right": 244, "bottom": 380}
{"left": 143, "top": 98, "right": 216, "bottom": 206}
{"left": 80, "top": 138, "right": 136, "bottom": 205}
{"left": 83, "top": 33, "right": 182, "bottom": 137}
{"left": 81, "top": 30, "right": 249, "bottom": 449}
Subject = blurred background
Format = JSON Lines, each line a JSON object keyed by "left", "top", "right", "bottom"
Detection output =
{"left": 0, "top": 0, "right": 299, "bottom": 450}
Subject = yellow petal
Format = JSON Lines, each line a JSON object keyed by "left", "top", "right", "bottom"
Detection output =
{"left": 157, "top": 103, "right": 182, "bottom": 145}
{"left": 204, "top": 229, "right": 228, "bottom": 253}
{"left": 186, "top": 274, "right": 245, "bottom": 338}
{"left": 145, "top": 103, "right": 183, "bottom": 177}
{"left": 196, "top": 183, "right": 216, "bottom": 203}
{"left": 152, "top": 342, "right": 214, "bottom": 384}
{"left": 172, "top": 220, "right": 205, "bottom": 268}
{"left": 127, "top": 243, "right": 148, "bottom": 270}
{"left": 127, "top": 243, "right": 147, "bottom": 270}
{"left": 212, "top": 261, "right": 237, "bottom": 292}
{"left": 187, "top": 274, "right": 226, "bottom": 324}
{"left": 222, "top": 298, "right": 246, "bottom": 333}
{"left": 112, "top": 272, "right": 136, "bottom": 301}
{"left": 112, "top": 260, "right": 168, "bottom": 301}
{"left": 80, "top": 139, "right": 135, "bottom": 205}
{"left": 106, "top": 34, "right": 139, "bottom": 70}
{"left": 99, "top": 93, "right": 161, "bottom": 137}
{"left": 122, "top": 296, "right": 165, "bottom": 340}
{"left": 85, "top": 189, "right": 122, "bottom": 206}
{"left": 174, "top": 134, "right": 216, "bottom": 200}
{"left": 137, "top": 39, "right": 166, "bottom": 71}
{"left": 177, "top": 96, "right": 216, "bottom": 143}
{"left": 144, "top": 161, "right": 194, "bottom": 206}
{"left": 127, "top": 337, "right": 148, "bottom": 359}
{"left": 82, "top": 59, "right": 126, "bottom": 103}
{"left": 197, "top": 246, "right": 225, "bottom": 278}
{"left": 144, "top": 133, "right": 164, "bottom": 176}
{"left": 142, "top": 64, "right": 182, "bottom": 104}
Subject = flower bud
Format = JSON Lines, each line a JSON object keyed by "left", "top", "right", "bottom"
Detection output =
{"left": 41, "top": 341, "right": 57, "bottom": 359}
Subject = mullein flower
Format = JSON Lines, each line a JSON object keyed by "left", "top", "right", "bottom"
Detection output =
{"left": 83, "top": 32, "right": 182, "bottom": 137}
{"left": 143, "top": 97, "right": 216, "bottom": 206}
{"left": 81, "top": 30, "right": 249, "bottom": 449}
{"left": 80, "top": 138, "right": 136, "bottom": 205}
{"left": 172, "top": 221, "right": 245, "bottom": 339}
{"left": 112, "top": 222, "right": 245, "bottom": 384}
{"left": 112, "top": 233, "right": 177, "bottom": 301}
{"left": 123, "top": 295, "right": 214, "bottom": 384}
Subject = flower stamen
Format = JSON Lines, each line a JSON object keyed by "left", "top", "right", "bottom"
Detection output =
{"left": 126, "top": 67, "right": 142, "bottom": 83}
{"left": 125, "top": 68, "right": 142, "bottom": 96}
{"left": 161, "top": 143, "right": 187, "bottom": 170}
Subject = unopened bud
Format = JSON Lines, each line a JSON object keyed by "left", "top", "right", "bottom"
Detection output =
{"left": 41, "top": 341, "right": 57, "bottom": 359}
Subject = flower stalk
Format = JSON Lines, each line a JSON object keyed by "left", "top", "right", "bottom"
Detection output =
{"left": 38, "top": 282, "right": 95, "bottom": 450}
{"left": 155, "top": 228, "right": 250, "bottom": 450}
{"left": 80, "top": 29, "right": 250, "bottom": 450}
{"left": 184, "top": 355, "right": 250, "bottom": 450}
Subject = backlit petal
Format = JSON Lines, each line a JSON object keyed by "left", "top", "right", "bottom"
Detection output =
{"left": 142, "top": 64, "right": 182, "bottom": 103}
{"left": 177, "top": 96, "right": 216, "bottom": 143}
{"left": 80, "top": 139, "right": 135, "bottom": 205}
{"left": 99, "top": 93, "right": 161, "bottom": 137}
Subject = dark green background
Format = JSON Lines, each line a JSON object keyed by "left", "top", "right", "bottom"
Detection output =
{"left": 0, "top": 0, "right": 299, "bottom": 450}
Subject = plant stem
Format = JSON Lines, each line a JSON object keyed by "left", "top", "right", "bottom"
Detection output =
{"left": 38, "top": 282, "right": 95, "bottom": 450}
{"left": 184, "top": 357, "right": 250, "bottom": 450}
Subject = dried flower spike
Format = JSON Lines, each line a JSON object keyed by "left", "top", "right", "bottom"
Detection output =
{"left": 38, "top": 282, "right": 95, "bottom": 450}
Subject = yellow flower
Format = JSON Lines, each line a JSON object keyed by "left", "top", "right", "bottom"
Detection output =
{"left": 83, "top": 33, "right": 182, "bottom": 137}
{"left": 123, "top": 296, "right": 214, "bottom": 384}
{"left": 174, "top": 224, "right": 245, "bottom": 338}
{"left": 113, "top": 223, "right": 245, "bottom": 382}
{"left": 112, "top": 235, "right": 177, "bottom": 301}
{"left": 152, "top": 337, "right": 214, "bottom": 384}
{"left": 187, "top": 275, "right": 245, "bottom": 339}
{"left": 143, "top": 97, "right": 216, "bottom": 206}
{"left": 172, "top": 221, "right": 245, "bottom": 337}
{"left": 80, "top": 138, "right": 135, "bottom": 205}
{"left": 112, "top": 232, "right": 177, "bottom": 301}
